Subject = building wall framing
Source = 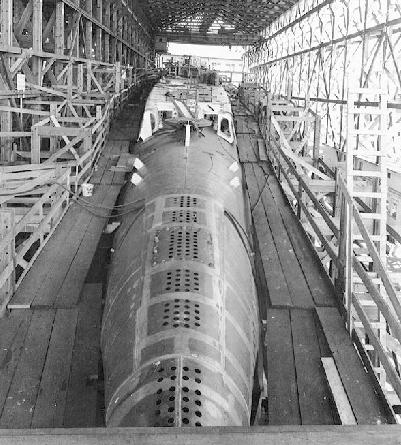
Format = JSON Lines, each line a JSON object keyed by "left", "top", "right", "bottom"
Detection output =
{"left": 0, "top": 0, "right": 155, "bottom": 312}
{"left": 1, "top": 0, "right": 153, "bottom": 66}
{"left": 0, "top": 0, "right": 154, "bottom": 163}
{"left": 246, "top": 0, "right": 401, "bottom": 164}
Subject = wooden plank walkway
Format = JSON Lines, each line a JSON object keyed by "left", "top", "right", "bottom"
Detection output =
{"left": 9, "top": 184, "right": 120, "bottom": 309}
{"left": 232, "top": 101, "right": 394, "bottom": 425}
{"left": 0, "top": 285, "right": 103, "bottom": 428}
{"left": 1, "top": 425, "right": 401, "bottom": 445}
{"left": 0, "top": 99, "right": 145, "bottom": 428}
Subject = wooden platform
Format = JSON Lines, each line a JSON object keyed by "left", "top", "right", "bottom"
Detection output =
{"left": 0, "top": 425, "right": 401, "bottom": 445}
{"left": 0, "top": 101, "right": 144, "bottom": 428}
{"left": 0, "top": 284, "right": 102, "bottom": 428}
{"left": 233, "top": 102, "right": 394, "bottom": 425}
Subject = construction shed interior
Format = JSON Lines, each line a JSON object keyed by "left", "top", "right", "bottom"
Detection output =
{"left": 0, "top": 0, "right": 401, "bottom": 443}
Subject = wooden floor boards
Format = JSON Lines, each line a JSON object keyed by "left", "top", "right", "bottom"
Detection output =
{"left": 0, "top": 288, "right": 102, "bottom": 428}
{"left": 0, "top": 312, "right": 31, "bottom": 418}
{"left": 316, "top": 307, "right": 393, "bottom": 424}
{"left": 264, "top": 309, "right": 335, "bottom": 425}
{"left": 252, "top": 163, "right": 315, "bottom": 308}
{"left": 31, "top": 309, "right": 78, "bottom": 428}
{"left": 0, "top": 310, "right": 56, "bottom": 428}
{"left": 290, "top": 309, "right": 334, "bottom": 425}
{"left": 265, "top": 309, "right": 300, "bottom": 424}
{"left": 244, "top": 159, "right": 333, "bottom": 309}
{"left": 245, "top": 163, "right": 292, "bottom": 308}
{"left": 63, "top": 284, "right": 103, "bottom": 428}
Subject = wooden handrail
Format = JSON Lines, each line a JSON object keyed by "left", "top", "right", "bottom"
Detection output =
{"left": 269, "top": 136, "right": 339, "bottom": 238}
{"left": 270, "top": 115, "right": 331, "bottom": 180}
{"left": 336, "top": 172, "right": 401, "bottom": 324}
{"left": 353, "top": 294, "right": 401, "bottom": 399}
{"left": 0, "top": 170, "right": 70, "bottom": 251}
{"left": 353, "top": 259, "right": 401, "bottom": 344}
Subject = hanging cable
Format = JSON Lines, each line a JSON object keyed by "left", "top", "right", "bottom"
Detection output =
{"left": 69, "top": 193, "right": 145, "bottom": 219}
{"left": 55, "top": 182, "right": 145, "bottom": 211}
{"left": 224, "top": 209, "right": 254, "bottom": 261}
{"left": 115, "top": 206, "right": 145, "bottom": 250}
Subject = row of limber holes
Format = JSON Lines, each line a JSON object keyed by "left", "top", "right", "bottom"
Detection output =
{"left": 164, "top": 270, "right": 201, "bottom": 292}
{"left": 167, "top": 210, "right": 199, "bottom": 223}
{"left": 162, "top": 300, "right": 201, "bottom": 328}
{"left": 155, "top": 366, "right": 203, "bottom": 426}
{"left": 167, "top": 196, "right": 200, "bottom": 208}
{"left": 168, "top": 231, "right": 200, "bottom": 259}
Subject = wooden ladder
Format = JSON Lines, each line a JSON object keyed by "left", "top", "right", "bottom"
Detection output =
{"left": 346, "top": 88, "right": 389, "bottom": 386}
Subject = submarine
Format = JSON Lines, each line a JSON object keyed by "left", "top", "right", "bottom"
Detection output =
{"left": 101, "top": 77, "right": 260, "bottom": 427}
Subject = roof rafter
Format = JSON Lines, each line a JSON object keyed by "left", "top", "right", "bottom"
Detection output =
{"left": 138, "top": 0, "right": 298, "bottom": 45}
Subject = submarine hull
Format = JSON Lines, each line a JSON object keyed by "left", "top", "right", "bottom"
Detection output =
{"left": 101, "top": 85, "right": 259, "bottom": 427}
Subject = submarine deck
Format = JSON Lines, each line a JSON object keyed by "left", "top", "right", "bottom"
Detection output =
{"left": 0, "top": 96, "right": 394, "bottom": 430}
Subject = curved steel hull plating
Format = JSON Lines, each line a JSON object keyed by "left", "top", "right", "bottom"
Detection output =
{"left": 101, "top": 99, "right": 259, "bottom": 427}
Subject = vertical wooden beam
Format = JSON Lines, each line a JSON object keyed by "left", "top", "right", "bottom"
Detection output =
{"left": 127, "top": 64, "right": 133, "bottom": 85}
{"left": 104, "top": 36, "right": 110, "bottom": 63}
{"left": 0, "top": 103, "right": 12, "bottom": 162}
{"left": 53, "top": 9, "right": 63, "bottom": 52}
{"left": 0, "top": 0, "right": 13, "bottom": 47}
{"left": 111, "top": 2, "right": 118, "bottom": 62}
{"left": 0, "top": 0, "right": 13, "bottom": 162}
{"left": 0, "top": 0, "right": 11, "bottom": 159}
{"left": 77, "top": 63, "right": 84, "bottom": 94}
{"left": 68, "top": 12, "right": 81, "bottom": 58}
{"left": 86, "top": 61, "right": 92, "bottom": 93}
{"left": 49, "top": 103, "right": 59, "bottom": 154}
{"left": 67, "top": 62, "right": 73, "bottom": 99}
{"left": 85, "top": 0, "right": 93, "bottom": 60}
{"left": 32, "top": 0, "right": 43, "bottom": 83}
{"left": 115, "top": 61, "right": 121, "bottom": 93}
{"left": 313, "top": 115, "right": 321, "bottom": 169}
{"left": 82, "top": 130, "right": 92, "bottom": 157}
{"left": 55, "top": 1, "right": 65, "bottom": 76}
{"left": 0, "top": 209, "right": 15, "bottom": 317}
{"left": 118, "top": 13, "right": 123, "bottom": 63}
{"left": 95, "top": 0, "right": 103, "bottom": 61}
{"left": 104, "top": 0, "right": 110, "bottom": 62}
{"left": 31, "top": 125, "right": 41, "bottom": 163}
